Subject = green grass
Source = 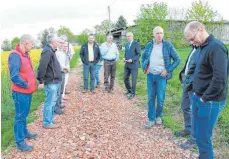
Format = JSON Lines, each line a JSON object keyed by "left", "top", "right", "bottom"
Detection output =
{"left": 1, "top": 69, "right": 45, "bottom": 151}
{"left": 1, "top": 50, "right": 80, "bottom": 152}
{"left": 116, "top": 46, "right": 229, "bottom": 158}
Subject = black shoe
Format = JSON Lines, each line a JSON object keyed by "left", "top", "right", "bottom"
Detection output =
{"left": 175, "top": 130, "right": 190, "bottom": 137}
{"left": 25, "top": 132, "right": 38, "bottom": 139}
{"left": 180, "top": 140, "right": 196, "bottom": 150}
{"left": 17, "top": 142, "right": 34, "bottom": 152}
{"left": 54, "top": 109, "right": 64, "bottom": 115}
{"left": 95, "top": 84, "right": 100, "bottom": 88}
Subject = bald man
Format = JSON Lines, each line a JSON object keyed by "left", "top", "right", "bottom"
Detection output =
{"left": 142, "top": 26, "right": 180, "bottom": 128}
{"left": 184, "top": 21, "right": 228, "bottom": 159}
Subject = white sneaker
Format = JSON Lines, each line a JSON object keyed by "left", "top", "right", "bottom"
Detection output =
{"left": 155, "top": 117, "right": 162, "bottom": 125}
{"left": 145, "top": 120, "right": 155, "bottom": 129}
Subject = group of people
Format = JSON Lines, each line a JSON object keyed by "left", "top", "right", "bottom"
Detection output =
{"left": 8, "top": 34, "right": 75, "bottom": 152}
{"left": 8, "top": 21, "right": 228, "bottom": 159}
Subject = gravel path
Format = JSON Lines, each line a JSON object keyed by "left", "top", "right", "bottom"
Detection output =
{"left": 3, "top": 64, "right": 196, "bottom": 159}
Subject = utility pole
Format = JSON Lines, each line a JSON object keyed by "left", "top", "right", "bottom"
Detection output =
{"left": 108, "top": 0, "right": 116, "bottom": 35}
{"left": 108, "top": 5, "right": 111, "bottom": 34}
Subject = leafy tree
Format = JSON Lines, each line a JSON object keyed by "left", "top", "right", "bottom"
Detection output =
{"left": 75, "top": 29, "right": 92, "bottom": 44}
{"left": 94, "top": 20, "right": 115, "bottom": 35}
{"left": 115, "top": 15, "right": 128, "bottom": 28}
{"left": 134, "top": 2, "right": 169, "bottom": 46}
{"left": 57, "top": 26, "right": 75, "bottom": 42}
{"left": 2, "top": 39, "right": 11, "bottom": 51}
{"left": 186, "top": 0, "right": 223, "bottom": 22}
{"left": 95, "top": 34, "right": 106, "bottom": 45}
{"left": 37, "top": 27, "right": 56, "bottom": 48}
{"left": 11, "top": 37, "right": 20, "bottom": 49}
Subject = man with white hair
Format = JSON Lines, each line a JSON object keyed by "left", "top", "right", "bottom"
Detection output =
{"left": 37, "top": 36, "right": 62, "bottom": 129}
{"left": 8, "top": 34, "right": 37, "bottom": 152}
{"left": 59, "top": 35, "right": 75, "bottom": 96}
{"left": 123, "top": 32, "right": 141, "bottom": 99}
{"left": 184, "top": 21, "right": 228, "bottom": 159}
{"left": 142, "top": 26, "right": 180, "bottom": 128}
{"left": 54, "top": 38, "right": 67, "bottom": 115}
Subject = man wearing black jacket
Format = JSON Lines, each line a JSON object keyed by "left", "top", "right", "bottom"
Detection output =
{"left": 80, "top": 34, "right": 100, "bottom": 93}
{"left": 184, "top": 21, "right": 229, "bottom": 159}
{"left": 37, "top": 36, "right": 62, "bottom": 129}
{"left": 175, "top": 46, "right": 200, "bottom": 150}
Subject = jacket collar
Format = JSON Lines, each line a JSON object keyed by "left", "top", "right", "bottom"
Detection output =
{"left": 47, "top": 44, "right": 56, "bottom": 52}
{"left": 151, "top": 39, "right": 164, "bottom": 45}
{"left": 15, "top": 44, "right": 28, "bottom": 57}
{"left": 201, "top": 34, "right": 214, "bottom": 48}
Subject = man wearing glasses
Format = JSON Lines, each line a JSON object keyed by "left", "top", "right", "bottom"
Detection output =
{"left": 184, "top": 21, "right": 229, "bottom": 159}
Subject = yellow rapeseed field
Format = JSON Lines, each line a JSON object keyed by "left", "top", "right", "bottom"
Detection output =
{"left": 1, "top": 49, "right": 42, "bottom": 73}
{"left": 1, "top": 46, "right": 80, "bottom": 73}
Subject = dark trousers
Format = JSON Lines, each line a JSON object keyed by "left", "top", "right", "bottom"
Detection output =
{"left": 181, "top": 88, "right": 196, "bottom": 142}
{"left": 124, "top": 67, "right": 138, "bottom": 95}
{"left": 12, "top": 91, "right": 32, "bottom": 145}
{"left": 104, "top": 60, "right": 116, "bottom": 90}
{"left": 55, "top": 73, "right": 65, "bottom": 111}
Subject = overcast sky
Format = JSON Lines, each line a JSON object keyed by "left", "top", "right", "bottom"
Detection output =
{"left": 0, "top": 0, "right": 228, "bottom": 41}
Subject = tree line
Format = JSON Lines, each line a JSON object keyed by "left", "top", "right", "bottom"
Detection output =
{"left": 1, "top": 0, "right": 226, "bottom": 51}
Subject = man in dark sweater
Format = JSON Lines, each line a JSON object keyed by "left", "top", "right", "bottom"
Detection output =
{"left": 184, "top": 21, "right": 229, "bottom": 159}
{"left": 37, "top": 36, "right": 62, "bottom": 129}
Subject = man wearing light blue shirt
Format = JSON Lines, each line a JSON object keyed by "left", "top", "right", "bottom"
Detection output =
{"left": 100, "top": 34, "right": 119, "bottom": 93}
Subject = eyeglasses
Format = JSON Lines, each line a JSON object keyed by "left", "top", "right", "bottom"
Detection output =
{"left": 189, "top": 30, "right": 199, "bottom": 42}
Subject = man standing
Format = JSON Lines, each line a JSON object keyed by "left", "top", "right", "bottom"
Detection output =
{"left": 123, "top": 32, "right": 141, "bottom": 99}
{"left": 100, "top": 34, "right": 119, "bottom": 93}
{"left": 184, "top": 21, "right": 228, "bottom": 159}
{"left": 80, "top": 34, "right": 101, "bottom": 93}
{"left": 175, "top": 45, "right": 200, "bottom": 149}
{"left": 142, "top": 26, "right": 180, "bottom": 128}
{"left": 8, "top": 34, "right": 37, "bottom": 152}
{"left": 37, "top": 36, "right": 62, "bottom": 129}
{"left": 59, "top": 35, "right": 75, "bottom": 96}
{"left": 54, "top": 38, "right": 68, "bottom": 115}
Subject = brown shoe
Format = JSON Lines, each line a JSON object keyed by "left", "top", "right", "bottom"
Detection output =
{"left": 43, "top": 124, "right": 59, "bottom": 129}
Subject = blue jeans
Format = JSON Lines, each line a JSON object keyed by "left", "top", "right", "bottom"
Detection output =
{"left": 147, "top": 74, "right": 167, "bottom": 121}
{"left": 95, "top": 65, "right": 102, "bottom": 85}
{"left": 83, "top": 63, "right": 96, "bottom": 91}
{"left": 12, "top": 91, "right": 32, "bottom": 145}
{"left": 192, "top": 94, "right": 226, "bottom": 159}
{"left": 43, "top": 83, "right": 60, "bottom": 127}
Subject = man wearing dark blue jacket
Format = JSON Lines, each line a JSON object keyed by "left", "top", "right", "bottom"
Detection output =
{"left": 80, "top": 34, "right": 101, "bottom": 93}
{"left": 176, "top": 46, "right": 200, "bottom": 150}
{"left": 184, "top": 21, "right": 229, "bottom": 159}
{"left": 142, "top": 26, "right": 180, "bottom": 127}
{"left": 123, "top": 32, "right": 141, "bottom": 99}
